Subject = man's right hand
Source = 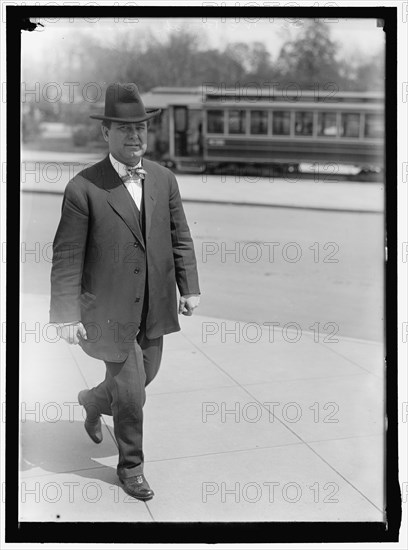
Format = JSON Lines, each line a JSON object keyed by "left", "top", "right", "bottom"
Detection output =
{"left": 58, "top": 322, "right": 88, "bottom": 345}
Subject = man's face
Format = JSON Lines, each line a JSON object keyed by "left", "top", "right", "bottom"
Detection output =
{"left": 102, "top": 121, "right": 148, "bottom": 165}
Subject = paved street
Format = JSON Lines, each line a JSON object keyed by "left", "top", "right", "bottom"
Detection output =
{"left": 22, "top": 193, "right": 383, "bottom": 341}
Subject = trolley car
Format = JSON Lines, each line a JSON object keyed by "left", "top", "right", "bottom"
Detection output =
{"left": 142, "top": 86, "right": 384, "bottom": 176}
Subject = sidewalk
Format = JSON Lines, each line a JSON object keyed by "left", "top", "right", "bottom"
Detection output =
{"left": 21, "top": 150, "right": 384, "bottom": 213}
{"left": 19, "top": 292, "right": 384, "bottom": 522}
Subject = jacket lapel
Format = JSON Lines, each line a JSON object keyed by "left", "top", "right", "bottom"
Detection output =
{"left": 141, "top": 162, "right": 158, "bottom": 241}
{"left": 101, "top": 156, "right": 145, "bottom": 249}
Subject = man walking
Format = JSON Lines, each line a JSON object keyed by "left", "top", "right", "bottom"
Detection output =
{"left": 50, "top": 83, "right": 200, "bottom": 501}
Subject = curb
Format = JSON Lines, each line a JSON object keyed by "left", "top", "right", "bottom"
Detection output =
{"left": 21, "top": 189, "right": 382, "bottom": 214}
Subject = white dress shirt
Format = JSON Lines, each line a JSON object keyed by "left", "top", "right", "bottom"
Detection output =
{"left": 109, "top": 153, "right": 143, "bottom": 210}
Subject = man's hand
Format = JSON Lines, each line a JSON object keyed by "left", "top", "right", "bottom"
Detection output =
{"left": 58, "top": 322, "right": 88, "bottom": 344}
{"left": 178, "top": 294, "right": 200, "bottom": 316}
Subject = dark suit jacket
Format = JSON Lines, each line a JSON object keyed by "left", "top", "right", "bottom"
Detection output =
{"left": 50, "top": 155, "right": 200, "bottom": 362}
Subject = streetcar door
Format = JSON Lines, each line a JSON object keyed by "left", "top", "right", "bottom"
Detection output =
{"left": 173, "top": 106, "right": 203, "bottom": 158}
{"left": 174, "top": 106, "right": 188, "bottom": 157}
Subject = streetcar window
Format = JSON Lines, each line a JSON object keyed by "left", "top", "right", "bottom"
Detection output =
{"left": 340, "top": 113, "right": 360, "bottom": 138}
{"left": 228, "top": 110, "right": 246, "bottom": 134}
{"left": 250, "top": 110, "right": 268, "bottom": 134}
{"left": 207, "top": 110, "right": 224, "bottom": 134}
{"left": 272, "top": 111, "right": 290, "bottom": 135}
{"left": 364, "top": 113, "right": 384, "bottom": 138}
{"left": 317, "top": 112, "right": 337, "bottom": 137}
{"left": 295, "top": 112, "right": 313, "bottom": 136}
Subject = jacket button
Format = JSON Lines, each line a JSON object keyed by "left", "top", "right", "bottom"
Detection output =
{"left": 134, "top": 268, "right": 140, "bottom": 274}
{"left": 133, "top": 242, "right": 139, "bottom": 248}
{"left": 107, "top": 319, "right": 111, "bottom": 324}
{"left": 135, "top": 297, "right": 140, "bottom": 303}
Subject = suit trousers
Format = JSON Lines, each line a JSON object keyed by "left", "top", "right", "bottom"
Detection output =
{"left": 84, "top": 324, "right": 163, "bottom": 479}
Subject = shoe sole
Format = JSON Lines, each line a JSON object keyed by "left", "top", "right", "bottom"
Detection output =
{"left": 84, "top": 421, "right": 103, "bottom": 444}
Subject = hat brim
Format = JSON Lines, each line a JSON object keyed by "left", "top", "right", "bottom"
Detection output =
{"left": 89, "top": 108, "right": 161, "bottom": 123}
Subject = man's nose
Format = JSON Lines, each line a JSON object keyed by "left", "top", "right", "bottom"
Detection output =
{"left": 126, "top": 126, "right": 141, "bottom": 137}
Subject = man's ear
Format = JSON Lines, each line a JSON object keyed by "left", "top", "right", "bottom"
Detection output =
{"left": 101, "top": 125, "right": 109, "bottom": 142}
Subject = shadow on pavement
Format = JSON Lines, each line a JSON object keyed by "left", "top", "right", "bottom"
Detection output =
{"left": 20, "top": 419, "right": 118, "bottom": 483}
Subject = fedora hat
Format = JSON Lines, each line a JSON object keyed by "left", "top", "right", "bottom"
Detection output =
{"left": 90, "top": 83, "right": 161, "bottom": 123}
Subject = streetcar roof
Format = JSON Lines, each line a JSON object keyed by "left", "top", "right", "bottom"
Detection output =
{"left": 142, "top": 86, "right": 384, "bottom": 109}
{"left": 142, "top": 87, "right": 203, "bottom": 108}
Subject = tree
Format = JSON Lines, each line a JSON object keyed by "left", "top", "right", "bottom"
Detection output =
{"left": 277, "top": 19, "right": 343, "bottom": 89}
{"left": 224, "top": 41, "right": 273, "bottom": 83}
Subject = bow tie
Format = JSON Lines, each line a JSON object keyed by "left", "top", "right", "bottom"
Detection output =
{"left": 122, "top": 166, "right": 147, "bottom": 182}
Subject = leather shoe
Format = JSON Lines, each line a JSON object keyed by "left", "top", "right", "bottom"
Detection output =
{"left": 78, "top": 390, "right": 103, "bottom": 444}
{"left": 120, "top": 475, "right": 154, "bottom": 501}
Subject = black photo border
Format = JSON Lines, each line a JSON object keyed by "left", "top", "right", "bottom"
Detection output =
{"left": 5, "top": 3, "right": 400, "bottom": 544}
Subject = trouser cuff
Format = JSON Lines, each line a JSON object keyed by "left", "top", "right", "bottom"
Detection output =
{"left": 117, "top": 464, "right": 144, "bottom": 479}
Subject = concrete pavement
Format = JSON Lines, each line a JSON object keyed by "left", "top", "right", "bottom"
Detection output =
{"left": 19, "top": 292, "right": 385, "bottom": 522}
{"left": 21, "top": 149, "right": 384, "bottom": 213}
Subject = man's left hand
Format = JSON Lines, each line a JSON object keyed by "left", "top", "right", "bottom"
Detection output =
{"left": 179, "top": 294, "right": 200, "bottom": 316}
